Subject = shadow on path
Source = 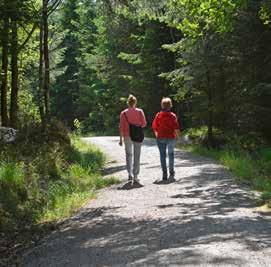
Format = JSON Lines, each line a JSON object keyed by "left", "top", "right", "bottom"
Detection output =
{"left": 102, "top": 163, "right": 148, "bottom": 176}
{"left": 23, "top": 137, "right": 271, "bottom": 266}
{"left": 23, "top": 160, "right": 271, "bottom": 266}
{"left": 24, "top": 205, "right": 271, "bottom": 266}
{"left": 117, "top": 181, "right": 144, "bottom": 190}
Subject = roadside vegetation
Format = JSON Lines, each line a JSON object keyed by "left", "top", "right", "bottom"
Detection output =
{"left": 0, "top": 121, "right": 118, "bottom": 266}
{"left": 1, "top": 0, "right": 271, "bottom": 263}
{"left": 180, "top": 127, "right": 271, "bottom": 205}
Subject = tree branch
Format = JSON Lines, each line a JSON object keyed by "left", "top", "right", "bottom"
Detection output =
{"left": 48, "top": 0, "right": 63, "bottom": 16}
{"left": 19, "top": 23, "right": 38, "bottom": 52}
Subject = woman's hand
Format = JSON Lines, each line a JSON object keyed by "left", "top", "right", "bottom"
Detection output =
{"left": 119, "top": 138, "right": 123, "bottom": 146}
{"left": 119, "top": 134, "right": 123, "bottom": 146}
{"left": 176, "top": 129, "right": 181, "bottom": 138}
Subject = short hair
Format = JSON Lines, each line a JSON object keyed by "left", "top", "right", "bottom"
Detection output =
{"left": 161, "top": 97, "right": 172, "bottom": 109}
{"left": 127, "top": 94, "right": 137, "bottom": 107}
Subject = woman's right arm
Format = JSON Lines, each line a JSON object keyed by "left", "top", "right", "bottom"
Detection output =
{"left": 140, "top": 110, "right": 147, "bottom": 128}
{"left": 152, "top": 114, "right": 159, "bottom": 138}
{"left": 119, "top": 112, "right": 124, "bottom": 146}
{"left": 174, "top": 115, "right": 181, "bottom": 138}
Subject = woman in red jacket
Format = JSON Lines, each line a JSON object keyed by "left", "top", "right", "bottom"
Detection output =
{"left": 152, "top": 97, "right": 181, "bottom": 181}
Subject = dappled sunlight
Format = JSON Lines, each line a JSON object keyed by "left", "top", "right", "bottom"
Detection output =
{"left": 24, "top": 206, "right": 270, "bottom": 266}
{"left": 23, "top": 137, "right": 271, "bottom": 266}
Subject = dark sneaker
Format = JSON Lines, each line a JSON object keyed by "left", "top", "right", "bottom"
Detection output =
{"left": 133, "top": 179, "right": 143, "bottom": 187}
{"left": 169, "top": 171, "right": 176, "bottom": 182}
{"left": 168, "top": 176, "right": 176, "bottom": 182}
{"left": 169, "top": 171, "right": 175, "bottom": 179}
{"left": 162, "top": 171, "right": 168, "bottom": 181}
{"left": 128, "top": 176, "right": 133, "bottom": 182}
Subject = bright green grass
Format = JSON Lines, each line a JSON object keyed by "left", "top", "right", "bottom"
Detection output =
{"left": 0, "top": 137, "right": 119, "bottom": 230}
{"left": 41, "top": 191, "right": 95, "bottom": 222}
{"left": 38, "top": 139, "right": 119, "bottom": 223}
{"left": 41, "top": 176, "right": 118, "bottom": 222}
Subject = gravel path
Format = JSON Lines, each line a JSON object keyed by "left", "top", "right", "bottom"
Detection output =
{"left": 23, "top": 137, "right": 271, "bottom": 267}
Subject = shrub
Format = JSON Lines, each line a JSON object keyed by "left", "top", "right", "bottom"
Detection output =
{"left": 0, "top": 125, "right": 119, "bottom": 231}
{"left": 0, "top": 162, "right": 27, "bottom": 229}
{"left": 70, "top": 138, "right": 105, "bottom": 172}
{"left": 220, "top": 151, "right": 257, "bottom": 181}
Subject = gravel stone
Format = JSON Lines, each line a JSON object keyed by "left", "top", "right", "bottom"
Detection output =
{"left": 22, "top": 137, "right": 271, "bottom": 267}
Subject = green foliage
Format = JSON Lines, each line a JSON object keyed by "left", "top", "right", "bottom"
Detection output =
{"left": 0, "top": 162, "right": 26, "bottom": 226}
{"left": 48, "top": 0, "right": 271, "bottom": 144}
{"left": 220, "top": 151, "right": 257, "bottom": 180}
{"left": 70, "top": 137, "right": 105, "bottom": 172}
{"left": 258, "top": 148, "right": 271, "bottom": 162}
{"left": 0, "top": 162, "right": 25, "bottom": 189}
{"left": 39, "top": 138, "right": 118, "bottom": 223}
{"left": 185, "top": 143, "right": 271, "bottom": 202}
{"left": 166, "top": 0, "right": 247, "bottom": 36}
{"left": 73, "top": 118, "right": 83, "bottom": 136}
{"left": 0, "top": 123, "right": 118, "bottom": 232}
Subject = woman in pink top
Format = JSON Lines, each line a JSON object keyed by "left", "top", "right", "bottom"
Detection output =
{"left": 119, "top": 95, "right": 147, "bottom": 184}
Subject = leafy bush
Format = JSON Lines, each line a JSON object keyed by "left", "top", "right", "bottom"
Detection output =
{"left": 0, "top": 122, "right": 118, "bottom": 232}
{"left": 0, "top": 162, "right": 26, "bottom": 228}
{"left": 70, "top": 138, "right": 105, "bottom": 172}
{"left": 220, "top": 151, "right": 257, "bottom": 181}
{"left": 185, "top": 127, "right": 268, "bottom": 152}
{"left": 258, "top": 148, "right": 271, "bottom": 161}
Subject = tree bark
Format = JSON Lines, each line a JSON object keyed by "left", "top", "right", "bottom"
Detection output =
{"left": 39, "top": 20, "right": 45, "bottom": 126}
{"left": 0, "top": 16, "right": 9, "bottom": 127}
{"left": 43, "top": 0, "right": 50, "bottom": 123}
{"left": 10, "top": 19, "right": 19, "bottom": 128}
{"left": 206, "top": 70, "right": 214, "bottom": 147}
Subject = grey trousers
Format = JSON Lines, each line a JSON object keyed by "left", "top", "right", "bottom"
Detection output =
{"left": 124, "top": 137, "right": 142, "bottom": 179}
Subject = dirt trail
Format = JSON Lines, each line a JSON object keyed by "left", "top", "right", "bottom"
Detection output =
{"left": 22, "top": 137, "right": 271, "bottom": 267}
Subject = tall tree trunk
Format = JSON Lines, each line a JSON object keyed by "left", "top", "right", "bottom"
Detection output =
{"left": 43, "top": 0, "right": 50, "bottom": 123}
{"left": 219, "top": 65, "right": 227, "bottom": 128}
{"left": 0, "top": 16, "right": 9, "bottom": 127}
{"left": 10, "top": 20, "right": 19, "bottom": 128}
{"left": 39, "top": 21, "right": 45, "bottom": 126}
{"left": 206, "top": 70, "right": 214, "bottom": 147}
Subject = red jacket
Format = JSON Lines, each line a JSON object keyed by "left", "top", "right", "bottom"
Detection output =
{"left": 152, "top": 110, "right": 180, "bottom": 139}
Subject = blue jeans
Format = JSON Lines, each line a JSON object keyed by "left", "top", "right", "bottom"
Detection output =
{"left": 157, "top": 138, "right": 176, "bottom": 175}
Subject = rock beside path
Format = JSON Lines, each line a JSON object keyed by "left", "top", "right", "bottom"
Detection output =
{"left": 0, "top": 127, "right": 17, "bottom": 143}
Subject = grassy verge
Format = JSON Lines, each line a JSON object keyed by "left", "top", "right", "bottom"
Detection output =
{"left": 39, "top": 138, "right": 119, "bottom": 223}
{"left": 181, "top": 144, "right": 271, "bottom": 204}
{"left": 0, "top": 124, "right": 119, "bottom": 265}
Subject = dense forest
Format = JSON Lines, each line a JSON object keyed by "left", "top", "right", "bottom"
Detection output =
{"left": 0, "top": 0, "right": 271, "bottom": 143}
{"left": 1, "top": 0, "right": 271, "bottom": 264}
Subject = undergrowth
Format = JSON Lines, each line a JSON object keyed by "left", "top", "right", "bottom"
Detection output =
{"left": 0, "top": 122, "right": 119, "bottom": 232}
{"left": 183, "top": 144, "right": 271, "bottom": 204}
{"left": 40, "top": 138, "right": 118, "bottom": 223}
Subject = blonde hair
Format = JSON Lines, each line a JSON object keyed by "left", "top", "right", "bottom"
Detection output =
{"left": 161, "top": 97, "right": 173, "bottom": 109}
{"left": 127, "top": 94, "right": 137, "bottom": 107}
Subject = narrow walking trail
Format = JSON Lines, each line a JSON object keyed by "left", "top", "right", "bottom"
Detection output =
{"left": 23, "top": 137, "right": 271, "bottom": 266}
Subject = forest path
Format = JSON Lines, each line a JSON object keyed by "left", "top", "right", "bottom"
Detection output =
{"left": 23, "top": 137, "right": 271, "bottom": 266}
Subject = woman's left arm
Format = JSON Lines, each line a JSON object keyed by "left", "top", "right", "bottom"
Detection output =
{"left": 140, "top": 110, "right": 147, "bottom": 128}
{"left": 119, "top": 113, "right": 124, "bottom": 146}
{"left": 174, "top": 115, "right": 181, "bottom": 138}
